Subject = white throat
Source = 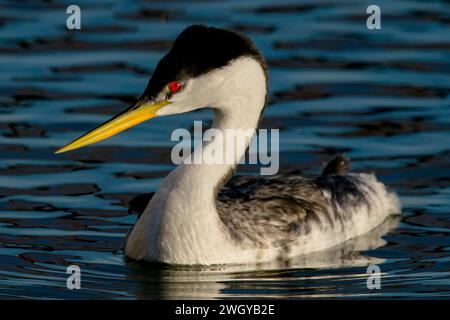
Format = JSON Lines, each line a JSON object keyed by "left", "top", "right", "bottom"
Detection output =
{"left": 125, "top": 57, "right": 267, "bottom": 264}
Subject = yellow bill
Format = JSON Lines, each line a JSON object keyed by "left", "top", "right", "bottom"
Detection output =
{"left": 55, "top": 100, "right": 170, "bottom": 154}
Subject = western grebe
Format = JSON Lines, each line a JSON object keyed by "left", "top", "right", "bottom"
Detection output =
{"left": 56, "top": 25, "right": 400, "bottom": 265}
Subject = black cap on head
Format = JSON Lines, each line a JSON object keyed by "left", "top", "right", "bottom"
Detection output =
{"left": 143, "top": 25, "right": 267, "bottom": 99}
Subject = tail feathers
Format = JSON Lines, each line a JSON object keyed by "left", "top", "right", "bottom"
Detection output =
{"left": 355, "top": 173, "right": 401, "bottom": 217}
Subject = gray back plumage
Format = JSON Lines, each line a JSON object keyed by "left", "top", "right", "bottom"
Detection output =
{"left": 216, "top": 156, "right": 378, "bottom": 251}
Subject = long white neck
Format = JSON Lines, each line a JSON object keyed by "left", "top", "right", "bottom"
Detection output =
{"left": 125, "top": 57, "right": 267, "bottom": 264}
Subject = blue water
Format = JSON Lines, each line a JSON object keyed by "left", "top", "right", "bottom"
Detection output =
{"left": 0, "top": 0, "right": 449, "bottom": 299}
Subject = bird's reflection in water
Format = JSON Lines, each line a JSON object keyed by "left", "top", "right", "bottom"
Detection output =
{"left": 125, "top": 216, "right": 399, "bottom": 299}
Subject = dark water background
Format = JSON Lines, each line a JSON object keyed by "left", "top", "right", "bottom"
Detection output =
{"left": 0, "top": 0, "right": 449, "bottom": 299}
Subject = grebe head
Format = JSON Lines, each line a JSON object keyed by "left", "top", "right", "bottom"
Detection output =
{"left": 56, "top": 25, "right": 267, "bottom": 154}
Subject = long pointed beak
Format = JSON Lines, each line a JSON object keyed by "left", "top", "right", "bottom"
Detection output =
{"left": 55, "top": 100, "right": 170, "bottom": 154}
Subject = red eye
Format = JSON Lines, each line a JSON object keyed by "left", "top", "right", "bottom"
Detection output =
{"left": 169, "top": 81, "right": 182, "bottom": 93}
